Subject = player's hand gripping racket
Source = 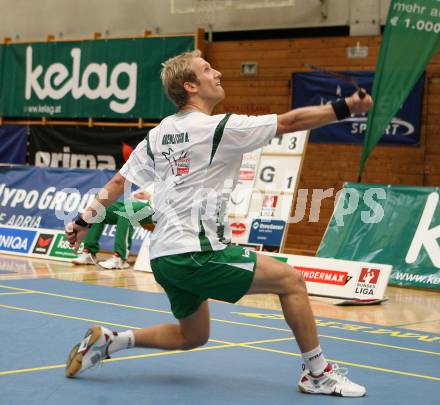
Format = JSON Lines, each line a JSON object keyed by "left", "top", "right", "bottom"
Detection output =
{"left": 305, "top": 63, "right": 367, "bottom": 99}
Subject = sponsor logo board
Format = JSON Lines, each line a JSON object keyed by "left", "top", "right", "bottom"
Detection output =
{"left": 295, "top": 266, "right": 351, "bottom": 286}
{"left": 0, "top": 227, "right": 37, "bottom": 254}
{"left": 32, "top": 233, "right": 54, "bottom": 254}
{"left": 355, "top": 267, "right": 381, "bottom": 296}
{"left": 49, "top": 234, "right": 83, "bottom": 259}
{"left": 359, "top": 268, "right": 380, "bottom": 284}
{"left": 230, "top": 222, "right": 247, "bottom": 236}
{"left": 261, "top": 194, "right": 278, "bottom": 217}
{"left": 249, "top": 219, "right": 286, "bottom": 246}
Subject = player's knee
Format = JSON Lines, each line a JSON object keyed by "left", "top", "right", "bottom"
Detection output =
{"left": 181, "top": 334, "right": 209, "bottom": 350}
{"left": 280, "top": 264, "right": 306, "bottom": 295}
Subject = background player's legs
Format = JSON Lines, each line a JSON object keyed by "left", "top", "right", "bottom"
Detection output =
{"left": 83, "top": 203, "right": 118, "bottom": 254}
{"left": 133, "top": 300, "right": 210, "bottom": 350}
{"left": 82, "top": 222, "right": 106, "bottom": 255}
{"left": 71, "top": 222, "right": 106, "bottom": 264}
{"left": 113, "top": 215, "right": 134, "bottom": 259}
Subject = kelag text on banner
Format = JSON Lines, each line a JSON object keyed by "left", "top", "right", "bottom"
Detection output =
{"left": 0, "top": 36, "right": 194, "bottom": 119}
{"left": 293, "top": 71, "right": 424, "bottom": 144}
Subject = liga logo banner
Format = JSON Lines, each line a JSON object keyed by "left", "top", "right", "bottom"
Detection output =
{"left": 263, "top": 252, "right": 391, "bottom": 300}
{"left": 292, "top": 71, "right": 424, "bottom": 144}
{"left": 317, "top": 183, "right": 440, "bottom": 290}
{"left": 0, "top": 36, "right": 194, "bottom": 119}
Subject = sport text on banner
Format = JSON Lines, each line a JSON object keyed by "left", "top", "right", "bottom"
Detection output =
{"left": 292, "top": 71, "right": 424, "bottom": 145}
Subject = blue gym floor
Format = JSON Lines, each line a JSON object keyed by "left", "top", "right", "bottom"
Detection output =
{"left": 0, "top": 278, "right": 438, "bottom": 404}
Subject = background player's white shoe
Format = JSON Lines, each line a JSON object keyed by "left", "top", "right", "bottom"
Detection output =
{"left": 298, "top": 363, "right": 366, "bottom": 397}
{"left": 99, "top": 256, "right": 130, "bottom": 269}
{"left": 72, "top": 252, "right": 96, "bottom": 265}
{"left": 65, "top": 325, "right": 113, "bottom": 378}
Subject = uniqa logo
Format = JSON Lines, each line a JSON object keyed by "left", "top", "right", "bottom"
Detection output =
{"left": 25, "top": 46, "right": 137, "bottom": 113}
{"left": 0, "top": 235, "right": 28, "bottom": 250}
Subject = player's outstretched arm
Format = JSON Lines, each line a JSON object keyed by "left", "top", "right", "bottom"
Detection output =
{"left": 276, "top": 90, "right": 373, "bottom": 135}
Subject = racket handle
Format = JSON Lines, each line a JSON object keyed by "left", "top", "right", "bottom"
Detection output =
{"left": 357, "top": 88, "right": 367, "bottom": 99}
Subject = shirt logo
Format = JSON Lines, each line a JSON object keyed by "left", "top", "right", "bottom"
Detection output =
{"left": 176, "top": 157, "right": 190, "bottom": 175}
{"left": 162, "top": 148, "right": 190, "bottom": 185}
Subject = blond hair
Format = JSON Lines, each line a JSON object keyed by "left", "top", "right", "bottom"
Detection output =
{"left": 160, "top": 50, "right": 202, "bottom": 108}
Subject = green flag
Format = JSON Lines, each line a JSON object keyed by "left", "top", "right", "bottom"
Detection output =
{"left": 359, "top": 0, "right": 440, "bottom": 178}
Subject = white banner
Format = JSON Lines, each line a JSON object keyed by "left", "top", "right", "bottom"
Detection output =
{"left": 255, "top": 155, "right": 302, "bottom": 191}
{"left": 262, "top": 130, "right": 307, "bottom": 154}
{"left": 228, "top": 149, "right": 261, "bottom": 217}
{"left": 263, "top": 252, "right": 391, "bottom": 301}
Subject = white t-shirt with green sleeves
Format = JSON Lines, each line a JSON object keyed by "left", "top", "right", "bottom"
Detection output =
{"left": 119, "top": 111, "right": 277, "bottom": 259}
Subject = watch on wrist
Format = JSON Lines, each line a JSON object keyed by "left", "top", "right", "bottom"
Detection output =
{"left": 331, "top": 98, "right": 351, "bottom": 121}
{"left": 74, "top": 214, "right": 92, "bottom": 228}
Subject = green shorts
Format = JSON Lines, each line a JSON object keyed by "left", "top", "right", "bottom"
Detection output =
{"left": 150, "top": 245, "right": 257, "bottom": 319}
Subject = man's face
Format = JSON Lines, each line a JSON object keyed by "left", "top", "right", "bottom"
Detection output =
{"left": 188, "top": 57, "right": 225, "bottom": 103}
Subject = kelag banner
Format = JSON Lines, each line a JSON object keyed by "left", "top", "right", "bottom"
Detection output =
{"left": 317, "top": 183, "right": 440, "bottom": 290}
{"left": 292, "top": 71, "right": 424, "bottom": 144}
{"left": 0, "top": 166, "right": 149, "bottom": 254}
{"left": 0, "top": 125, "right": 27, "bottom": 164}
{"left": 29, "top": 125, "right": 148, "bottom": 170}
{"left": 359, "top": 0, "right": 440, "bottom": 176}
{"left": 0, "top": 36, "right": 194, "bottom": 119}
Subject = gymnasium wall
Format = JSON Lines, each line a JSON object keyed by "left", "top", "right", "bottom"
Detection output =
{"left": 206, "top": 36, "right": 440, "bottom": 254}
{"left": 1, "top": 0, "right": 390, "bottom": 40}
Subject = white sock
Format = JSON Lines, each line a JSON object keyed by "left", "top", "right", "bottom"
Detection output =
{"left": 108, "top": 330, "right": 135, "bottom": 355}
{"left": 301, "top": 345, "right": 328, "bottom": 376}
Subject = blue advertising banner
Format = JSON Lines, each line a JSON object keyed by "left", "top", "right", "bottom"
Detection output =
{"left": 0, "top": 166, "right": 149, "bottom": 254}
{"left": 292, "top": 71, "right": 424, "bottom": 144}
{"left": 0, "top": 125, "right": 27, "bottom": 164}
{"left": 0, "top": 227, "right": 37, "bottom": 254}
{"left": 248, "top": 219, "right": 286, "bottom": 246}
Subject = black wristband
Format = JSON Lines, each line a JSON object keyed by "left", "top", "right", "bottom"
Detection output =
{"left": 74, "top": 214, "right": 92, "bottom": 228}
{"left": 331, "top": 98, "right": 351, "bottom": 121}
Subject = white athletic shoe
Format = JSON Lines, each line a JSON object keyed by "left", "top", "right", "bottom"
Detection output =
{"left": 98, "top": 256, "right": 130, "bottom": 270}
{"left": 298, "top": 363, "right": 366, "bottom": 397}
{"left": 65, "top": 325, "right": 113, "bottom": 378}
{"left": 72, "top": 252, "right": 96, "bottom": 265}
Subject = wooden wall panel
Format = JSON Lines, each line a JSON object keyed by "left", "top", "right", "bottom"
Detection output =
{"left": 206, "top": 35, "right": 440, "bottom": 254}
